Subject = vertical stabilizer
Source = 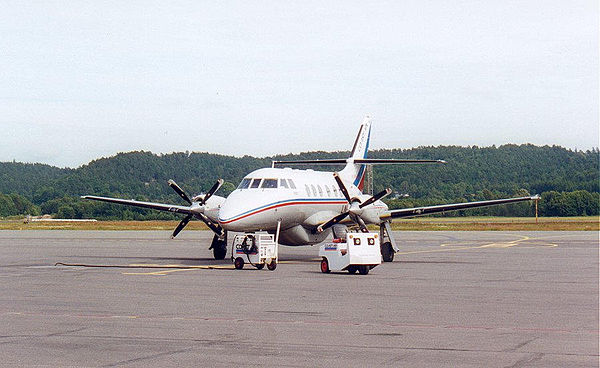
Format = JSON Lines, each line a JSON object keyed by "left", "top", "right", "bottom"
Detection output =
{"left": 339, "top": 116, "right": 372, "bottom": 191}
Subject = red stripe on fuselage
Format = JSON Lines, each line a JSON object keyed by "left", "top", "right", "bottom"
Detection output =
{"left": 219, "top": 200, "right": 346, "bottom": 225}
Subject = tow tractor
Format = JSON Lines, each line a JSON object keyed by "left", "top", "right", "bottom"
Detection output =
{"left": 319, "top": 232, "right": 381, "bottom": 275}
{"left": 232, "top": 232, "right": 278, "bottom": 271}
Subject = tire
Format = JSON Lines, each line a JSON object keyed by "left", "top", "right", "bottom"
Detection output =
{"left": 255, "top": 263, "right": 265, "bottom": 270}
{"left": 267, "top": 260, "right": 277, "bottom": 271}
{"left": 213, "top": 244, "right": 227, "bottom": 260}
{"left": 358, "top": 265, "right": 369, "bottom": 275}
{"left": 381, "top": 241, "right": 394, "bottom": 262}
{"left": 347, "top": 266, "right": 357, "bottom": 274}
{"left": 320, "top": 258, "right": 330, "bottom": 273}
{"left": 234, "top": 257, "right": 244, "bottom": 270}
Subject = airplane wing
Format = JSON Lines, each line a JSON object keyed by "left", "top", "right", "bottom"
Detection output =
{"left": 81, "top": 195, "right": 194, "bottom": 215}
{"left": 380, "top": 195, "right": 540, "bottom": 220}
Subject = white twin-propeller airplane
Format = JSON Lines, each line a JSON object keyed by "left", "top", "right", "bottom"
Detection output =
{"left": 83, "top": 117, "right": 539, "bottom": 262}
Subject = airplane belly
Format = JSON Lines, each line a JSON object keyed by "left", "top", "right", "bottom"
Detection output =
{"left": 278, "top": 225, "right": 330, "bottom": 246}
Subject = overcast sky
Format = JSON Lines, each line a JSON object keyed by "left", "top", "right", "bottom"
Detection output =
{"left": 1, "top": 1, "right": 597, "bottom": 168}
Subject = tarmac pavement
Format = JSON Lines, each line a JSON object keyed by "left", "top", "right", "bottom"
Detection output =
{"left": 0, "top": 230, "right": 597, "bottom": 367}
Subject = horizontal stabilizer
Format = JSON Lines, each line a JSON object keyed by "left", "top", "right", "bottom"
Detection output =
{"left": 355, "top": 159, "right": 446, "bottom": 164}
{"left": 272, "top": 158, "right": 446, "bottom": 167}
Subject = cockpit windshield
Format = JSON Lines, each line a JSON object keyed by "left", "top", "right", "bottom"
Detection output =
{"left": 237, "top": 177, "right": 294, "bottom": 190}
{"left": 261, "top": 179, "right": 278, "bottom": 188}
{"left": 237, "top": 178, "right": 251, "bottom": 189}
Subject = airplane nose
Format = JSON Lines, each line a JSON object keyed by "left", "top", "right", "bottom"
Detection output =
{"left": 217, "top": 196, "right": 248, "bottom": 231}
{"left": 217, "top": 201, "right": 236, "bottom": 224}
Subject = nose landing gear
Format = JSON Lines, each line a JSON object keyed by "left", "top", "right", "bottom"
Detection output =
{"left": 209, "top": 234, "right": 228, "bottom": 260}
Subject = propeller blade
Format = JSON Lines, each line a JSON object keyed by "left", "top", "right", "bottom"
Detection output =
{"left": 168, "top": 180, "right": 192, "bottom": 205}
{"left": 197, "top": 213, "right": 224, "bottom": 237}
{"left": 171, "top": 214, "right": 192, "bottom": 238}
{"left": 359, "top": 188, "right": 392, "bottom": 209}
{"left": 316, "top": 211, "right": 350, "bottom": 233}
{"left": 200, "top": 179, "right": 224, "bottom": 205}
{"left": 333, "top": 172, "right": 352, "bottom": 203}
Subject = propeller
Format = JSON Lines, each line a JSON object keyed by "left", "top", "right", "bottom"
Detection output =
{"left": 316, "top": 173, "right": 391, "bottom": 233}
{"left": 171, "top": 214, "right": 192, "bottom": 239}
{"left": 196, "top": 179, "right": 224, "bottom": 205}
{"left": 168, "top": 179, "right": 224, "bottom": 238}
{"left": 168, "top": 179, "right": 192, "bottom": 205}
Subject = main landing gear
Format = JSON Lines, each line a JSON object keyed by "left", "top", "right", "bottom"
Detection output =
{"left": 209, "top": 234, "right": 227, "bottom": 260}
{"left": 379, "top": 221, "right": 397, "bottom": 262}
{"left": 380, "top": 241, "right": 394, "bottom": 262}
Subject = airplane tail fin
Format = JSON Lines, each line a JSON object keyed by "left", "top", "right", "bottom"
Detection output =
{"left": 270, "top": 115, "right": 445, "bottom": 191}
{"left": 339, "top": 116, "right": 372, "bottom": 190}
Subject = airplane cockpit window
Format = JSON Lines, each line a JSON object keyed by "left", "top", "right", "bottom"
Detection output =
{"left": 250, "top": 179, "right": 262, "bottom": 188}
{"left": 305, "top": 184, "right": 311, "bottom": 197}
{"left": 279, "top": 179, "right": 289, "bottom": 188}
{"left": 261, "top": 179, "right": 278, "bottom": 188}
{"left": 287, "top": 179, "right": 296, "bottom": 189}
{"left": 237, "top": 178, "right": 251, "bottom": 189}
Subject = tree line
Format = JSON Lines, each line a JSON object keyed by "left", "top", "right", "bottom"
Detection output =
{"left": 0, "top": 145, "right": 598, "bottom": 219}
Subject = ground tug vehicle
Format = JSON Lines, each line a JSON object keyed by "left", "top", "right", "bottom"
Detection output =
{"left": 319, "top": 232, "right": 381, "bottom": 275}
{"left": 232, "top": 232, "right": 278, "bottom": 270}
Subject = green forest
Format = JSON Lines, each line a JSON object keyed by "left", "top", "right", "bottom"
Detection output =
{"left": 0, "top": 144, "right": 598, "bottom": 219}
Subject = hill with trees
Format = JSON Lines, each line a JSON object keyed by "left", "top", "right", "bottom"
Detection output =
{"left": 0, "top": 145, "right": 598, "bottom": 219}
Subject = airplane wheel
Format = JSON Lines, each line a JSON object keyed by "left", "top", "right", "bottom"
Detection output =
{"left": 381, "top": 241, "right": 394, "bottom": 262}
{"left": 255, "top": 263, "right": 265, "bottom": 270}
{"left": 320, "top": 258, "right": 330, "bottom": 273}
{"left": 267, "top": 260, "right": 277, "bottom": 271}
{"left": 358, "top": 265, "right": 369, "bottom": 275}
{"left": 347, "top": 266, "right": 357, "bottom": 274}
{"left": 234, "top": 257, "right": 244, "bottom": 270}
{"left": 213, "top": 244, "right": 227, "bottom": 260}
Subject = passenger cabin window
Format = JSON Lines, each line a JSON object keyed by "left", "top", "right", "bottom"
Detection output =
{"left": 305, "top": 184, "right": 311, "bottom": 197}
{"left": 250, "top": 179, "right": 262, "bottom": 188}
{"left": 279, "top": 179, "right": 288, "bottom": 188}
{"left": 310, "top": 184, "right": 317, "bottom": 197}
{"left": 317, "top": 185, "right": 323, "bottom": 197}
{"left": 325, "top": 185, "right": 331, "bottom": 196}
{"left": 237, "top": 178, "right": 251, "bottom": 189}
{"left": 288, "top": 179, "right": 296, "bottom": 189}
{"left": 261, "top": 179, "right": 278, "bottom": 189}
{"left": 333, "top": 188, "right": 339, "bottom": 197}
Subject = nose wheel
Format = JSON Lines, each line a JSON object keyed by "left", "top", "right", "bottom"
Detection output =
{"left": 210, "top": 235, "right": 227, "bottom": 260}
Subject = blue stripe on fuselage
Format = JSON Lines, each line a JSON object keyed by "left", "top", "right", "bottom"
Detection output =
{"left": 218, "top": 198, "right": 346, "bottom": 223}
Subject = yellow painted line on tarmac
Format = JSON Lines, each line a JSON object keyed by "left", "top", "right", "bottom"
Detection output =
{"left": 123, "top": 264, "right": 235, "bottom": 275}
{"left": 397, "top": 235, "right": 557, "bottom": 255}
{"left": 127, "top": 264, "right": 190, "bottom": 268}
{"left": 123, "top": 235, "right": 560, "bottom": 274}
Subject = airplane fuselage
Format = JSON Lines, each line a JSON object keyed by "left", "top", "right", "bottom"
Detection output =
{"left": 205, "top": 167, "right": 388, "bottom": 246}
